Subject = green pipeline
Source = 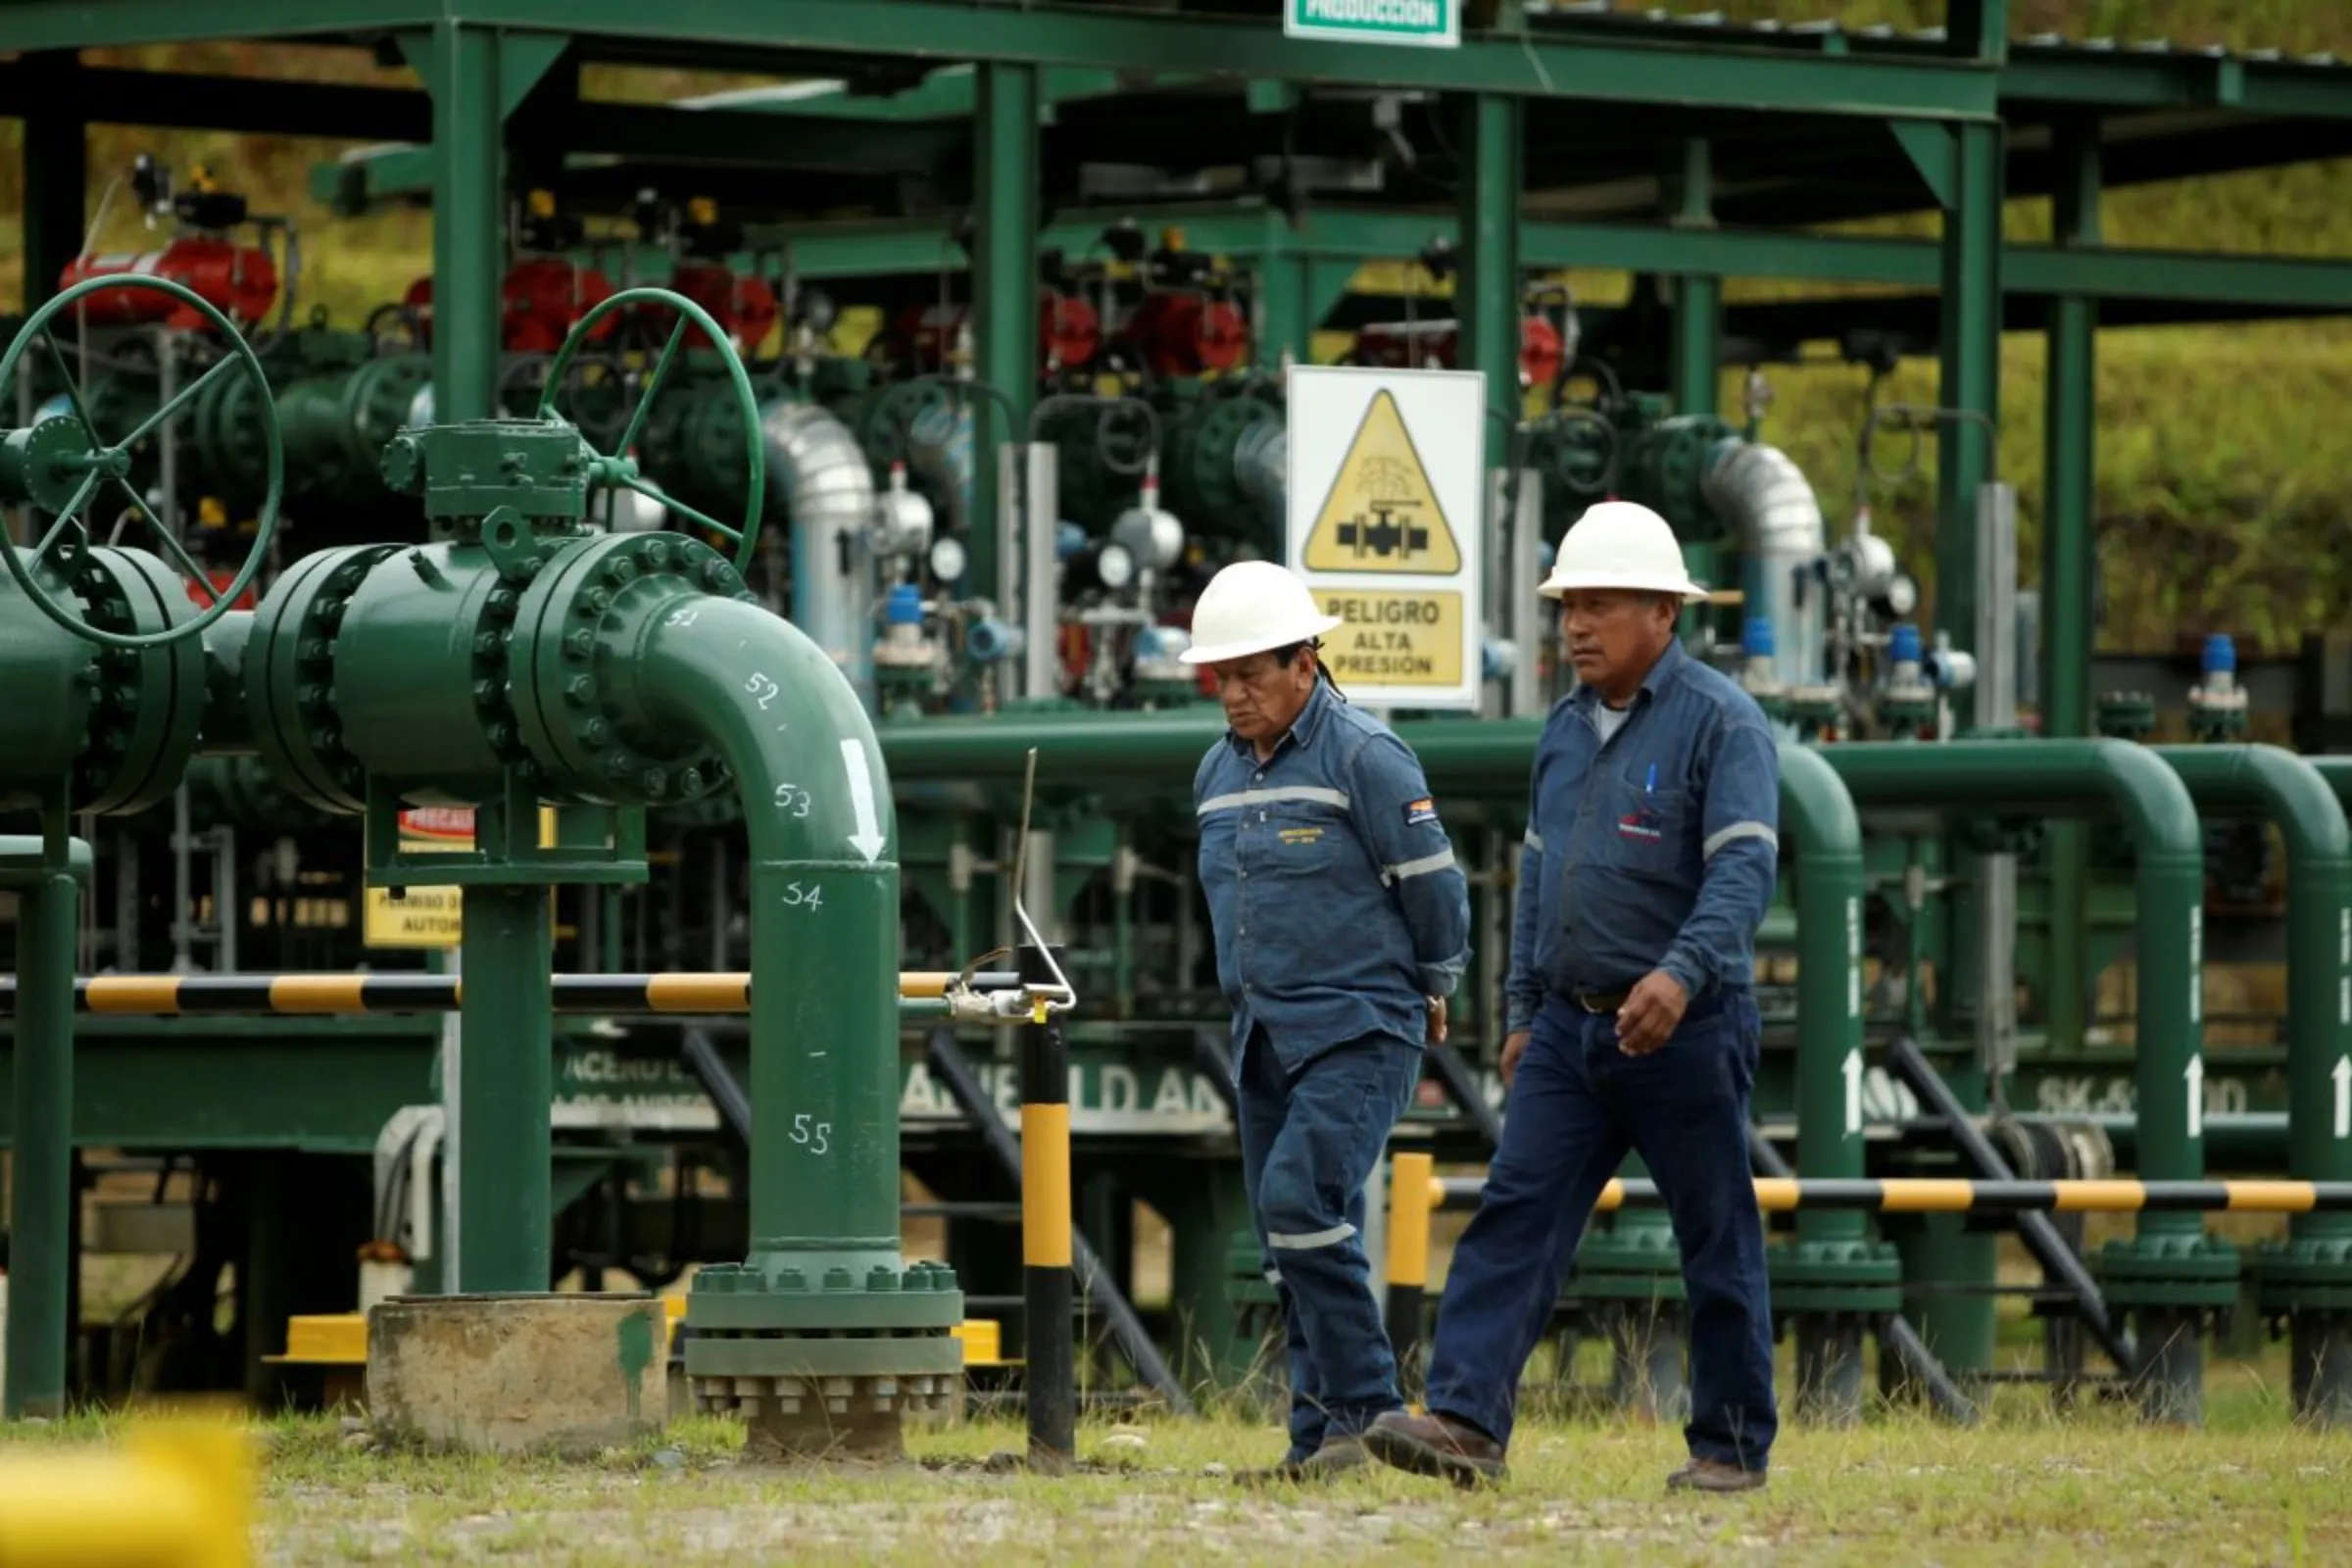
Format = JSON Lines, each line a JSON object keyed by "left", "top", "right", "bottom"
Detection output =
{"left": 2156, "top": 747, "right": 2351, "bottom": 1233}
{"left": 633, "top": 594, "right": 907, "bottom": 1284}
{"left": 1821, "top": 739, "right": 2207, "bottom": 1241}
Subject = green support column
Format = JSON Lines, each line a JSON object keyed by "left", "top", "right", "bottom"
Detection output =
{"left": 1665, "top": 140, "right": 1721, "bottom": 419}
{"left": 2041, "top": 123, "right": 2100, "bottom": 1054}
{"left": 18, "top": 52, "right": 85, "bottom": 316}
{"left": 971, "top": 61, "right": 1041, "bottom": 605}
{"left": 1924, "top": 99, "right": 2005, "bottom": 1386}
{"left": 1933, "top": 119, "right": 2003, "bottom": 647}
{"left": 454, "top": 855, "right": 556, "bottom": 1294}
{"left": 398, "top": 23, "right": 563, "bottom": 1293}
{"left": 410, "top": 25, "right": 503, "bottom": 425}
{"left": 2, "top": 866, "right": 81, "bottom": 1417}
{"left": 400, "top": 24, "right": 564, "bottom": 427}
{"left": 1663, "top": 137, "right": 1722, "bottom": 638}
{"left": 1456, "top": 92, "right": 1523, "bottom": 467}
{"left": 1254, "top": 212, "right": 1320, "bottom": 371}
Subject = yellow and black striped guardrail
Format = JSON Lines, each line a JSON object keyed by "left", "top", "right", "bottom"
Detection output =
{"left": 0, "top": 970, "right": 1020, "bottom": 1016}
{"left": 1426, "top": 1175, "right": 2352, "bottom": 1214}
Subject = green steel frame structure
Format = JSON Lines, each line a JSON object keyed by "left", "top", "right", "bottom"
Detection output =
{"left": 7, "top": 0, "right": 2352, "bottom": 1431}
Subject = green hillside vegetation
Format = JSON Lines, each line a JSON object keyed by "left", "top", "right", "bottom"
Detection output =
{"left": 1, "top": 3, "right": 2347, "bottom": 655}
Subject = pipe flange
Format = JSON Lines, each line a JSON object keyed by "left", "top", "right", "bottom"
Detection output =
{"left": 59, "top": 546, "right": 143, "bottom": 809}
{"left": 75, "top": 547, "right": 212, "bottom": 816}
{"left": 513, "top": 530, "right": 746, "bottom": 808}
{"left": 246, "top": 544, "right": 401, "bottom": 813}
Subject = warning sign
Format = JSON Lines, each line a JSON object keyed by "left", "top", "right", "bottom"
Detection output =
{"left": 364, "top": 808, "right": 476, "bottom": 951}
{"left": 1301, "top": 389, "right": 1464, "bottom": 575}
{"left": 1287, "top": 365, "right": 1484, "bottom": 710}
{"left": 363, "top": 806, "right": 558, "bottom": 951}
{"left": 1316, "top": 590, "right": 1466, "bottom": 688}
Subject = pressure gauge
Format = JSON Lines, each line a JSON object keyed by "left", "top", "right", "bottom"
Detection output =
{"left": 1093, "top": 541, "right": 1137, "bottom": 593}
{"left": 928, "top": 534, "right": 968, "bottom": 585}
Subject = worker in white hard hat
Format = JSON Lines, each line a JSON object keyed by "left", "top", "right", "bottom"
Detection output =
{"left": 1366, "top": 500, "right": 1783, "bottom": 1494}
{"left": 1180, "top": 558, "right": 1471, "bottom": 1483}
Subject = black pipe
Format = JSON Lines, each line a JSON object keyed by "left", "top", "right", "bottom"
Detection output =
{"left": 677, "top": 1027, "right": 753, "bottom": 1147}
{"left": 1425, "top": 1041, "right": 1504, "bottom": 1150}
{"left": 923, "top": 1025, "right": 1199, "bottom": 1417}
{"left": 1887, "top": 1037, "right": 2138, "bottom": 1376}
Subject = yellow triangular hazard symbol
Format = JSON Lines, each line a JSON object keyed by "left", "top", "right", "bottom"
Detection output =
{"left": 1301, "top": 389, "right": 1462, "bottom": 576}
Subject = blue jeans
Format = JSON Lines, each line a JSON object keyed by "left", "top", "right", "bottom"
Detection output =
{"left": 1422, "top": 990, "right": 1779, "bottom": 1470}
{"left": 1236, "top": 1026, "right": 1424, "bottom": 1459}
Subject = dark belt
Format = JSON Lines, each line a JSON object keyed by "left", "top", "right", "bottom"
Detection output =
{"left": 1570, "top": 988, "right": 1630, "bottom": 1014}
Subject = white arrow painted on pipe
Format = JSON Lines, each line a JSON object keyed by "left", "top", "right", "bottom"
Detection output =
{"left": 1842, "top": 1047, "right": 1863, "bottom": 1137}
{"left": 841, "top": 739, "right": 886, "bottom": 864}
{"left": 2186, "top": 1054, "right": 2204, "bottom": 1141}
{"left": 2334, "top": 1055, "right": 2351, "bottom": 1142}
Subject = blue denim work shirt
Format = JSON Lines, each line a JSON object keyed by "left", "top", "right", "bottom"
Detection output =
{"left": 1504, "top": 637, "right": 1782, "bottom": 1034}
{"left": 1196, "top": 677, "right": 1472, "bottom": 1072}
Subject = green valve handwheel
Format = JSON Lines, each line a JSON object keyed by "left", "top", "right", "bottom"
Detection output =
{"left": 0, "top": 273, "right": 285, "bottom": 651}
{"left": 536, "top": 286, "right": 765, "bottom": 576}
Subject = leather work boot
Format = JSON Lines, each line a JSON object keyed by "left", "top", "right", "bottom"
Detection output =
{"left": 1361, "top": 1409, "right": 1508, "bottom": 1488}
{"left": 1667, "top": 1457, "right": 1768, "bottom": 1494}
{"left": 1231, "top": 1435, "right": 1369, "bottom": 1486}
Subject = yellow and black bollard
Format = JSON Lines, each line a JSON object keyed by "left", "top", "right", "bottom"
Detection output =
{"left": 1384, "top": 1151, "right": 1438, "bottom": 1396}
{"left": 1019, "top": 940, "right": 1076, "bottom": 1471}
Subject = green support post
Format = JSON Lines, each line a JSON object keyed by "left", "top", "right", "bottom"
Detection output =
{"left": 1912, "top": 110, "right": 2006, "bottom": 1385}
{"left": 1456, "top": 92, "right": 1524, "bottom": 467}
{"left": 454, "top": 871, "right": 556, "bottom": 1292}
{"left": 1769, "top": 747, "right": 1900, "bottom": 1425}
{"left": 1934, "top": 121, "right": 2003, "bottom": 649}
{"left": 407, "top": 24, "right": 503, "bottom": 428}
{"left": 1, "top": 849, "right": 90, "bottom": 1419}
{"left": 1663, "top": 137, "right": 1722, "bottom": 641}
{"left": 2042, "top": 122, "right": 2100, "bottom": 1057}
{"left": 1665, "top": 140, "right": 1721, "bottom": 420}
{"left": 971, "top": 61, "right": 1041, "bottom": 605}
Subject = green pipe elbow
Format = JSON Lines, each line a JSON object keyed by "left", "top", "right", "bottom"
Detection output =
{"left": 1821, "top": 739, "right": 2208, "bottom": 1195}
{"left": 2156, "top": 745, "right": 2352, "bottom": 1207}
{"left": 1775, "top": 745, "right": 1868, "bottom": 1242}
{"left": 630, "top": 592, "right": 915, "bottom": 1282}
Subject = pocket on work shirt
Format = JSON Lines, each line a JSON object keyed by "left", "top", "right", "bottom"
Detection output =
{"left": 1598, "top": 769, "right": 1699, "bottom": 889}
{"left": 1255, "top": 801, "right": 1348, "bottom": 878}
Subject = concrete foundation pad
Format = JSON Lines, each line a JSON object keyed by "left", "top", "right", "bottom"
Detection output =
{"left": 367, "top": 1293, "right": 666, "bottom": 1457}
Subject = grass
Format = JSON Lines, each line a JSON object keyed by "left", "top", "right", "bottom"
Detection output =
{"left": 3, "top": 1357, "right": 2344, "bottom": 1567}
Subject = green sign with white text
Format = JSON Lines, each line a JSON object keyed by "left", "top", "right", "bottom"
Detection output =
{"left": 1286, "top": 0, "right": 1459, "bottom": 48}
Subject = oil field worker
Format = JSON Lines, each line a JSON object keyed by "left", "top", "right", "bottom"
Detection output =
{"left": 1364, "top": 501, "right": 1783, "bottom": 1495}
{"left": 1180, "top": 559, "right": 1472, "bottom": 1482}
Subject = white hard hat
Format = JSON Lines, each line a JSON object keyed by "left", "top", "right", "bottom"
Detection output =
{"left": 1540, "top": 500, "right": 1709, "bottom": 601}
{"left": 1178, "top": 560, "right": 1345, "bottom": 664}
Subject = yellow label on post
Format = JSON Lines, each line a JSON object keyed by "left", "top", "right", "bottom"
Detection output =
{"left": 1314, "top": 589, "right": 1466, "bottom": 690}
{"left": 1299, "top": 389, "right": 1464, "bottom": 575}
{"left": 362, "top": 806, "right": 561, "bottom": 951}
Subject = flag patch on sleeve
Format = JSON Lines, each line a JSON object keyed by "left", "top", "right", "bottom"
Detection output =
{"left": 1403, "top": 797, "right": 1440, "bottom": 826}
